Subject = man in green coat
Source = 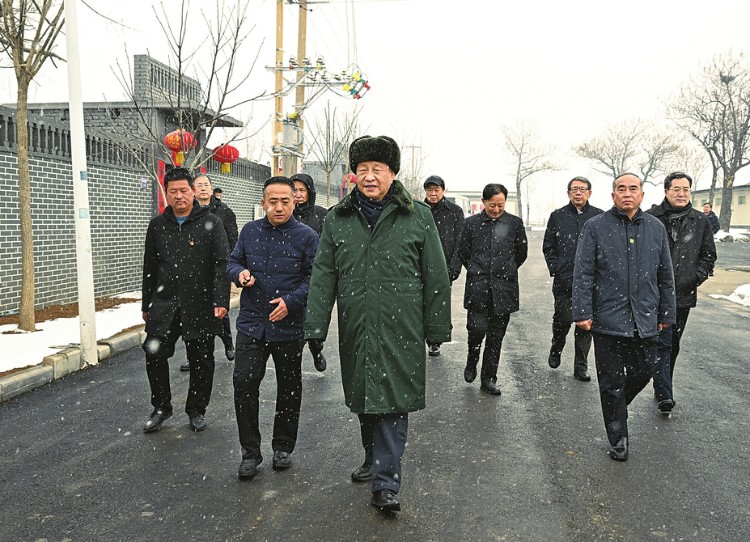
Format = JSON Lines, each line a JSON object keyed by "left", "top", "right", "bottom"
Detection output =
{"left": 304, "top": 135, "right": 452, "bottom": 513}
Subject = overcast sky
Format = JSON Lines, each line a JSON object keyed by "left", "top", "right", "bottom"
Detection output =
{"left": 2, "top": 0, "right": 750, "bottom": 219}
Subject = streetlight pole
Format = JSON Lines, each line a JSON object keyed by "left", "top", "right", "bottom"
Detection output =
{"left": 64, "top": 0, "right": 98, "bottom": 365}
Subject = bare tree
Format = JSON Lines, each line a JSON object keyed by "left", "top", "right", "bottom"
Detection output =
{"left": 503, "top": 123, "right": 558, "bottom": 224}
{"left": 103, "top": 0, "right": 266, "bottom": 182}
{"left": 304, "top": 101, "right": 361, "bottom": 206}
{"left": 668, "top": 52, "right": 750, "bottom": 230}
{"left": 575, "top": 119, "right": 679, "bottom": 186}
{"left": 0, "top": 0, "right": 65, "bottom": 331}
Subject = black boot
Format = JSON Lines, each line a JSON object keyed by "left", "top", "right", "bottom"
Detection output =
{"left": 464, "top": 344, "right": 481, "bottom": 383}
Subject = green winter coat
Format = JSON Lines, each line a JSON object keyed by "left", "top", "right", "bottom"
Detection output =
{"left": 304, "top": 181, "right": 452, "bottom": 414}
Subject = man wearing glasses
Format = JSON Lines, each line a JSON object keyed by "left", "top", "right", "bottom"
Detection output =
{"left": 457, "top": 183, "right": 527, "bottom": 395}
{"left": 646, "top": 172, "right": 716, "bottom": 413}
{"left": 542, "top": 177, "right": 603, "bottom": 381}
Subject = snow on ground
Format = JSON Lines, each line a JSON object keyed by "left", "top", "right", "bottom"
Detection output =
{"left": 0, "top": 292, "right": 143, "bottom": 374}
{"left": 710, "top": 283, "right": 750, "bottom": 307}
{"left": 716, "top": 228, "right": 749, "bottom": 242}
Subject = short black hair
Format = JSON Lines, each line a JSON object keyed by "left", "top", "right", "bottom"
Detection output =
{"left": 482, "top": 183, "right": 508, "bottom": 201}
{"left": 664, "top": 171, "right": 693, "bottom": 190}
{"left": 567, "top": 176, "right": 591, "bottom": 191}
{"left": 612, "top": 172, "right": 643, "bottom": 190}
{"left": 263, "top": 176, "right": 295, "bottom": 195}
{"left": 164, "top": 167, "right": 194, "bottom": 189}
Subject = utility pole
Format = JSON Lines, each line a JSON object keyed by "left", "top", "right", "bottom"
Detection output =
{"left": 272, "top": 0, "right": 284, "bottom": 175}
{"left": 290, "top": 0, "right": 308, "bottom": 175}
{"left": 64, "top": 0, "right": 98, "bottom": 365}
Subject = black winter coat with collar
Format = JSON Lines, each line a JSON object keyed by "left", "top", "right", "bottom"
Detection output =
{"left": 208, "top": 195, "right": 239, "bottom": 251}
{"left": 646, "top": 200, "right": 716, "bottom": 308}
{"left": 542, "top": 202, "right": 603, "bottom": 295}
{"left": 426, "top": 197, "right": 466, "bottom": 281}
{"left": 141, "top": 202, "right": 230, "bottom": 340}
{"left": 458, "top": 210, "right": 528, "bottom": 314}
{"left": 292, "top": 173, "right": 328, "bottom": 236}
{"left": 573, "top": 207, "right": 676, "bottom": 338}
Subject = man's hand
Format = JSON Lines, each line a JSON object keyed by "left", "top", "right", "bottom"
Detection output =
{"left": 142, "top": 311, "right": 148, "bottom": 323}
{"left": 269, "top": 298, "right": 288, "bottom": 322}
{"left": 215, "top": 306, "right": 227, "bottom": 319}
{"left": 575, "top": 319, "right": 593, "bottom": 331}
{"left": 238, "top": 269, "right": 255, "bottom": 288}
{"left": 658, "top": 322, "right": 671, "bottom": 331}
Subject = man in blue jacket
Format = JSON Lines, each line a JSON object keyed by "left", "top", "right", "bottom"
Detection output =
{"left": 227, "top": 176, "right": 319, "bottom": 480}
{"left": 573, "top": 173, "right": 676, "bottom": 461}
{"left": 542, "top": 176, "right": 603, "bottom": 381}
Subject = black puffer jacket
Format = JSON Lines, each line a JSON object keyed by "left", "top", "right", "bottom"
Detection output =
{"left": 646, "top": 200, "right": 716, "bottom": 308}
{"left": 458, "top": 210, "right": 528, "bottom": 314}
{"left": 542, "top": 202, "right": 603, "bottom": 295}
{"left": 142, "top": 202, "right": 230, "bottom": 339}
{"left": 208, "top": 195, "right": 239, "bottom": 251}
{"left": 426, "top": 197, "right": 465, "bottom": 281}
{"left": 573, "top": 207, "right": 676, "bottom": 338}
{"left": 291, "top": 173, "right": 328, "bottom": 235}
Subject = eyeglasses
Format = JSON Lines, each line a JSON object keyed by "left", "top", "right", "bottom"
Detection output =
{"left": 568, "top": 187, "right": 589, "bottom": 193}
{"left": 668, "top": 187, "right": 691, "bottom": 194}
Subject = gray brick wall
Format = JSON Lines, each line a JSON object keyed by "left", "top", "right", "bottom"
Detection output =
{"left": 0, "top": 109, "right": 270, "bottom": 316}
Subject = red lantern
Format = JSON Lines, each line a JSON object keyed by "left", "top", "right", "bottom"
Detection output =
{"left": 164, "top": 129, "right": 195, "bottom": 166}
{"left": 213, "top": 144, "right": 240, "bottom": 173}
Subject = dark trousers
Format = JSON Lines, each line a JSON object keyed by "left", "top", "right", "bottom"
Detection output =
{"left": 144, "top": 310, "right": 215, "bottom": 416}
{"left": 467, "top": 308, "right": 511, "bottom": 384}
{"left": 233, "top": 332, "right": 303, "bottom": 459}
{"left": 358, "top": 413, "right": 408, "bottom": 494}
{"left": 219, "top": 313, "right": 233, "bottom": 349}
{"left": 550, "top": 292, "right": 592, "bottom": 373}
{"left": 652, "top": 307, "right": 691, "bottom": 402}
{"left": 593, "top": 332, "right": 657, "bottom": 446}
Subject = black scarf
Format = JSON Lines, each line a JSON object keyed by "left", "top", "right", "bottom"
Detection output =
{"left": 353, "top": 183, "right": 395, "bottom": 227}
{"left": 660, "top": 199, "right": 692, "bottom": 242}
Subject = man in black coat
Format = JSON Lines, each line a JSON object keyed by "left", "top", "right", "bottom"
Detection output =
{"left": 458, "top": 183, "right": 528, "bottom": 396}
{"left": 702, "top": 202, "right": 721, "bottom": 234}
{"left": 542, "top": 176, "right": 603, "bottom": 381}
{"left": 179, "top": 173, "right": 239, "bottom": 369}
{"left": 573, "top": 173, "right": 675, "bottom": 461}
{"left": 291, "top": 172, "right": 329, "bottom": 371}
{"left": 141, "top": 167, "right": 230, "bottom": 433}
{"left": 424, "top": 175, "right": 465, "bottom": 357}
{"left": 647, "top": 172, "right": 716, "bottom": 413}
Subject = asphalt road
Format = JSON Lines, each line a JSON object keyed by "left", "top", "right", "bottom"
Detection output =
{"left": 2, "top": 234, "right": 748, "bottom": 541}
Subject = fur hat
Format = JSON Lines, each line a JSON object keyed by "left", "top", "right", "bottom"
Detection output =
{"left": 349, "top": 135, "right": 400, "bottom": 174}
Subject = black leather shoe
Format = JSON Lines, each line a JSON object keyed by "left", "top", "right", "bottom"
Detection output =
{"left": 658, "top": 399, "right": 675, "bottom": 414}
{"left": 238, "top": 455, "right": 263, "bottom": 480}
{"left": 608, "top": 437, "right": 629, "bottom": 461}
{"left": 480, "top": 380, "right": 502, "bottom": 395}
{"left": 313, "top": 351, "right": 327, "bottom": 372}
{"left": 189, "top": 414, "right": 207, "bottom": 432}
{"left": 180, "top": 362, "right": 190, "bottom": 372}
{"left": 428, "top": 344, "right": 440, "bottom": 356}
{"left": 351, "top": 461, "right": 373, "bottom": 482}
{"left": 225, "top": 346, "right": 235, "bottom": 361}
{"left": 573, "top": 371, "right": 591, "bottom": 382}
{"left": 143, "top": 408, "right": 172, "bottom": 433}
{"left": 272, "top": 450, "right": 292, "bottom": 470}
{"left": 370, "top": 489, "right": 400, "bottom": 512}
{"left": 464, "top": 364, "right": 477, "bottom": 383}
{"left": 548, "top": 353, "right": 561, "bottom": 368}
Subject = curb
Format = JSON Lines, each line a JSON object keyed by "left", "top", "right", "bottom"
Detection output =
{"left": 0, "top": 295, "right": 240, "bottom": 403}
